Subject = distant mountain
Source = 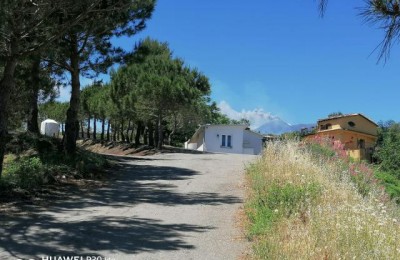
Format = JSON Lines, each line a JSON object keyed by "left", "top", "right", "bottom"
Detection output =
{"left": 290, "top": 123, "right": 316, "bottom": 133}
{"left": 255, "top": 118, "right": 314, "bottom": 135}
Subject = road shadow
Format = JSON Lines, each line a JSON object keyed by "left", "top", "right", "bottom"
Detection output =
{"left": 1, "top": 214, "right": 212, "bottom": 259}
{"left": 0, "top": 157, "right": 240, "bottom": 258}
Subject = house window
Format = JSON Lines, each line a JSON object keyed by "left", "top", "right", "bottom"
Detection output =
{"left": 221, "top": 135, "right": 232, "bottom": 148}
{"left": 320, "top": 123, "right": 332, "bottom": 130}
{"left": 358, "top": 139, "right": 365, "bottom": 149}
{"left": 348, "top": 121, "right": 356, "bottom": 127}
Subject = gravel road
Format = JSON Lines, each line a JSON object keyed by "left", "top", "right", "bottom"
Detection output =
{"left": 0, "top": 152, "right": 256, "bottom": 260}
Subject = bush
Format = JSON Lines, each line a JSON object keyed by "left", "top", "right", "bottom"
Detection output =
{"left": 375, "top": 170, "right": 400, "bottom": 203}
{"left": 374, "top": 122, "right": 400, "bottom": 173}
{"left": 4, "top": 157, "right": 46, "bottom": 189}
{"left": 2, "top": 134, "right": 110, "bottom": 194}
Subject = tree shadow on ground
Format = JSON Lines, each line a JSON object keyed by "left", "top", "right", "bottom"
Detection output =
{"left": 0, "top": 155, "right": 240, "bottom": 258}
{"left": 1, "top": 214, "right": 212, "bottom": 259}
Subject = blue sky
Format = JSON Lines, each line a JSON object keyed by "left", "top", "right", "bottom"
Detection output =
{"left": 62, "top": 1, "right": 400, "bottom": 127}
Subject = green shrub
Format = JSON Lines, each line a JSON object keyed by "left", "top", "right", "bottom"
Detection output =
{"left": 375, "top": 170, "right": 400, "bottom": 203}
{"left": 2, "top": 132, "right": 112, "bottom": 198}
{"left": 4, "top": 157, "right": 46, "bottom": 189}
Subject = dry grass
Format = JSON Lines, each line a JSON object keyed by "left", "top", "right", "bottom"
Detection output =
{"left": 246, "top": 141, "right": 400, "bottom": 259}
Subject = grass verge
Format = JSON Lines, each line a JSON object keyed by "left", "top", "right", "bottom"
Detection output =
{"left": 245, "top": 140, "right": 400, "bottom": 259}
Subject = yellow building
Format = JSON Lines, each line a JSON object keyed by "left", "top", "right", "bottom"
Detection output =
{"left": 306, "top": 113, "right": 378, "bottom": 162}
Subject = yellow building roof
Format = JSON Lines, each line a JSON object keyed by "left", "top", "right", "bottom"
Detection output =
{"left": 317, "top": 113, "right": 378, "bottom": 127}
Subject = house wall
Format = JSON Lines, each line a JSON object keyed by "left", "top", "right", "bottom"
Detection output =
{"left": 306, "top": 115, "right": 378, "bottom": 162}
{"left": 311, "top": 129, "right": 376, "bottom": 161}
{"left": 243, "top": 130, "right": 263, "bottom": 155}
{"left": 204, "top": 125, "right": 244, "bottom": 154}
{"left": 314, "top": 129, "right": 376, "bottom": 150}
{"left": 185, "top": 126, "right": 205, "bottom": 150}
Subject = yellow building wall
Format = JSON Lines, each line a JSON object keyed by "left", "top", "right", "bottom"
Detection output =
{"left": 305, "top": 129, "right": 376, "bottom": 161}
{"left": 305, "top": 115, "right": 378, "bottom": 161}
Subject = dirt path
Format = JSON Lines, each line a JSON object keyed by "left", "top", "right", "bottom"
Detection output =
{"left": 0, "top": 152, "right": 256, "bottom": 260}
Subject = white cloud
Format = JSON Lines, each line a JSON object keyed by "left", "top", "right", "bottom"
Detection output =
{"left": 218, "top": 100, "right": 281, "bottom": 129}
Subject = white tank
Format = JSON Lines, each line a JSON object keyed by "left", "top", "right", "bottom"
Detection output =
{"left": 40, "top": 119, "right": 60, "bottom": 137}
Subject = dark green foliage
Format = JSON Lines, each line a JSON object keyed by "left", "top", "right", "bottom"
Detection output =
{"left": 110, "top": 38, "right": 213, "bottom": 148}
{"left": 1, "top": 133, "right": 109, "bottom": 194}
{"left": 372, "top": 121, "right": 400, "bottom": 203}
{"left": 375, "top": 170, "right": 400, "bottom": 203}
{"left": 0, "top": 0, "right": 156, "bottom": 176}
{"left": 374, "top": 121, "right": 400, "bottom": 175}
{"left": 3, "top": 157, "right": 47, "bottom": 190}
{"left": 39, "top": 101, "right": 69, "bottom": 123}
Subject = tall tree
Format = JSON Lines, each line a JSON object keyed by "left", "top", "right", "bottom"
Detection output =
{"left": 0, "top": 0, "right": 131, "bottom": 176}
{"left": 44, "top": 0, "right": 155, "bottom": 156}
{"left": 110, "top": 38, "right": 211, "bottom": 148}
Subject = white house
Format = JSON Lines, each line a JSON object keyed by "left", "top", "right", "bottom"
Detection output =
{"left": 40, "top": 119, "right": 60, "bottom": 137}
{"left": 184, "top": 124, "right": 264, "bottom": 155}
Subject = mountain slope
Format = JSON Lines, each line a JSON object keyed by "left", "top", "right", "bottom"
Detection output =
{"left": 255, "top": 118, "right": 314, "bottom": 135}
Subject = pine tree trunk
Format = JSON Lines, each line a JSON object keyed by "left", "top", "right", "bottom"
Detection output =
{"left": 157, "top": 113, "right": 163, "bottom": 150}
{"left": 64, "top": 34, "right": 81, "bottom": 156}
{"left": 27, "top": 55, "right": 41, "bottom": 134}
{"left": 80, "top": 121, "right": 84, "bottom": 138}
{"left": 135, "top": 120, "right": 142, "bottom": 146}
{"left": 107, "top": 120, "right": 111, "bottom": 141}
{"left": 0, "top": 55, "right": 18, "bottom": 177}
{"left": 101, "top": 118, "right": 105, "bottom": 141}
{"left": 87, "top": 116, "right": 91, "bottom": 139}
{"left": 144, "top": 127, "right": 148, "bottom": 145}
{"left": 75, "top": 120, "right": 79, "bottom": 140}
{"left": 112, "top": 121, "right": 117, "bottom": 141}
{"left": 93, "top": 115, "right": 97, "bottom": 140}
{"left": 120, "top": 120, "right": 125, "bottom": 142}
{"left": 148, "top": 122, "right": 154, "bottom": 147}
{"left": 130, "top": 126, "right": 134, "bottom": 144}
{"left": 126, "top": 119, "right": 131, "bottom": 143}
{"left": 169, "top": 129, "right": 175, "bottom": 145}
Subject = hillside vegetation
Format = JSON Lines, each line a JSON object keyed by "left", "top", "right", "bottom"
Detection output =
{"left": 246, "top": 139, "right": 400, "bottom": 259}
{"left": 0, "top": 133, "right": 109, "bottom": 200}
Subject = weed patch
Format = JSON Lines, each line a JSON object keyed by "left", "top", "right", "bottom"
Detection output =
{"left": 245, "top": 141, "right": 400, "bottom": 259}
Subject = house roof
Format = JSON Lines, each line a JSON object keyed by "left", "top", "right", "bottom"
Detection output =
{"left": 317, "top": 113, "right": 378, "bottom": 127}
{"left": 42, "top": 119, "right": 59, "bottom": 124}
{"left": 187, "top": 124, "right": 262, "bottom": 142}
{"left": 244, "top": 128, "right": 265, "bottom": 137}
{"left": 204, "top": 124, "right": 249, "bottom": 128}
